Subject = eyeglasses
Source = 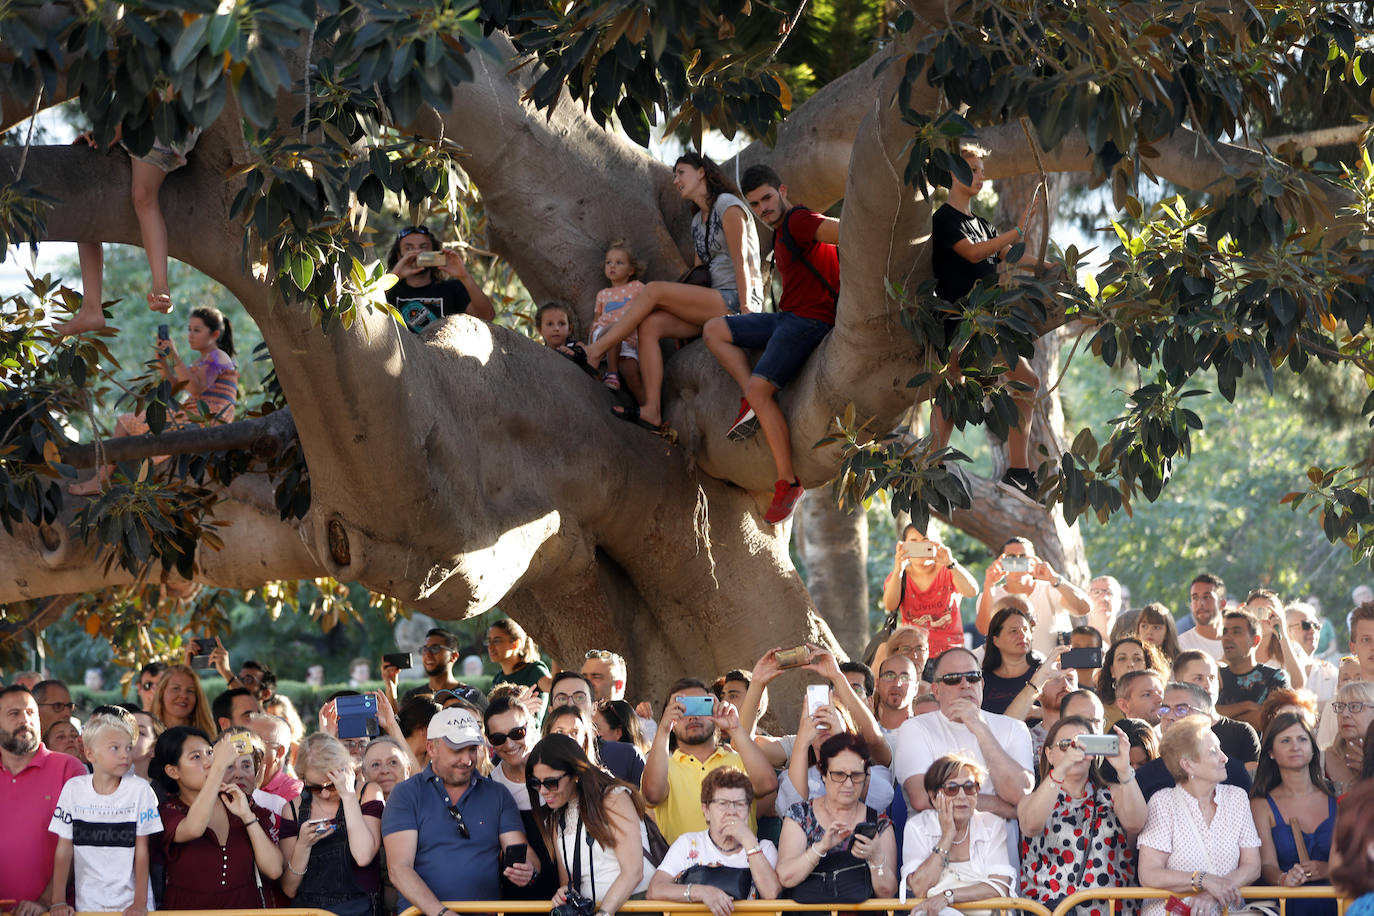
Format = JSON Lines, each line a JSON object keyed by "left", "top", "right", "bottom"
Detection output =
{"left": 38, "top": 701, "right": 75, "bottom": 713}
{"left": 552, "top": 692, "right": 590, "bottom": 706}
{"left": 445, "top": 803, "right": 469, "bottom": 838}
{"left": 585, "top": 649, "right": 622, "bottom": 663}
{"left": 302, "top": 783, "right": 337, "bottom": 794}
{"left": 527, "top": 773, "right": 569, "bottom": 791}
{"left": 825, "top": 770, "right": 868, "bottom": 785}
{"left": 399, "top": 226, "right": 433, "bottom": 239}
{"left": 1333, "top": 702, "right": 1369, "bottom": 714}
{"left": 1290, "top": 620, "right": 1318, "bottom": 631}
{"left": 940, "top": 781, "right": 980, "bottom": 796}
{"left": 936, "top": 671, "right": 983, "bottom": 686}
{"left": 879, "top": 672, "right": 914, "bottom": 685}
{"left": 1159, "top": 703, "right": 1203, "bottom": 718}
{"left": 139, "top": 681, "right": 157, "bottom": 691}
{"left": 237, "top": 672, "right": 260, "bottom": 686}
{"left": 709, "top": 799, "right": 751, "bottom": 811}
{"left": 488, "top": 726, "right": 527, "bottom": 747}
{"left": 420, "top": 644, "right": 449, "bottom": 656}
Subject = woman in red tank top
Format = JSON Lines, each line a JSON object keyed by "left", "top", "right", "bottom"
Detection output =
{"left": 881, "top": 525, "right": 979, "bottom": 657}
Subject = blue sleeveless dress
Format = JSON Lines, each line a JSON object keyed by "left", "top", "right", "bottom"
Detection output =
{"left": 1266, "top": 794, "right": 1337, "bottom": 916}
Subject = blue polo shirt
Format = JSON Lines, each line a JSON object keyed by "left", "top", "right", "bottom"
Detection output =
{"left": 382, "top": 765, "right": 522, "bottom": 908}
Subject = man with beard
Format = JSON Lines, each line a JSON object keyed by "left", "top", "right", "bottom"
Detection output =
{"left": 382, "top": 707, "right": 535, "bottom": 912}
{"left": 1177, "top": 572, "right": 1226, "bottom": 658}
{"left": 0, "top": 686, "right": 86, "bottom": 916}
{"left": 642, "top": 677, "right": 778, "bottom": 844}
{"left": 393, "top": 627, "right": 464, "bottom": 700}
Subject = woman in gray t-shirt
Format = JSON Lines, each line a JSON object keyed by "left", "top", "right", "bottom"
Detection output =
{"left": 560, "top": 151, "right": 761, "bottom": 431}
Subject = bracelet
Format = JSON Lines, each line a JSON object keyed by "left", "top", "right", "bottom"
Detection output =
{"left": 436, "top": 908, "right": 452, "bottom": 916}
{"left": 808, "top": 844, "right": 823, "bottom": 861}
{"left": 1051, "top": 575, "right": 1062, "bottom": 588}
{"left": 745, "top": 846, "right": 763, "bottom": 857}
{"left": 1048, "top": 771, "right": 1065, "bottom": 786}
{"left": 1015, "top": 225, "right": 1024, "bottom": 238}
{"left": 1192, "top": 871, "right": 1206, "bottom": 893}
{"left": 287, "top": 862, "right": 307, "bottom": 876}
{"left": 1115, "top": 768, "right": 1136, "bottom": 784}
{"left": 684, "top": 884, "right": 693, "bottom": 901}
{"left": 242, "top": 818, "right": 258, "bottom": 828}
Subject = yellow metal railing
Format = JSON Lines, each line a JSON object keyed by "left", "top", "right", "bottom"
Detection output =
{"left": 1047, "top": 886, "right": 1349, "bottom": 916}
{"left": 400, "top": 898, "right": 1052, "bottom": 916}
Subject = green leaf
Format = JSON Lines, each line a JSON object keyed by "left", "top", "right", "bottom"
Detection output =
{"left": 290, "top": 254, "right": 315, "bottom": 291}
{"left": 171, "top": 15, "right": 211, "bottom": 73}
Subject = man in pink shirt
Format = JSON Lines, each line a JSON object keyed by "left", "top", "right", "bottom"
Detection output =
{"left": 0, "top": 685, "right": 87, "bottom": 916}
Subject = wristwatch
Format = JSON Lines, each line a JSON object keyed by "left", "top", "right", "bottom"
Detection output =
{"left": 944, "top": 888, "right": 956, "bottom": 906}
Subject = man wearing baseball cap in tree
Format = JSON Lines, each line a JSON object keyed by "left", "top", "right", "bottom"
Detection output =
{"left": 382, "top": 706, "right": 538, "bottom": 913}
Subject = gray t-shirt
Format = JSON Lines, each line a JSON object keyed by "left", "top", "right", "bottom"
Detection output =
{"left": 691, "top": 193, "right": 762, "bottom": 310}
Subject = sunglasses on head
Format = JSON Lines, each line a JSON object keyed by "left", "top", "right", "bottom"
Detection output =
{"left": 399, "top": 226, "right": 433, "bottom": 239}
{"left": 527, "top": 773, "right": 569, "bottom": 790}
{"left": 940, "top": 780, "right": 979, "bottom": 796}
{"left": 488, "top": 726, "right": 527, "bottom": 747}
{"left": 435, "top": 686, "right": 482, "bottom": 704}
{"left": 936, "top": 671, "right": 983, "bottom": 686}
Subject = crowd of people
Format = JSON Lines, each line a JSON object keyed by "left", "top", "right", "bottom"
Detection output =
{"left": 5, "top": 557, "right": 1374, "bottom": 916}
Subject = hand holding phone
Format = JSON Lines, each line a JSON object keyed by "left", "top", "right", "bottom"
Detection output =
{"left": 501, "top": 843, "right": 528, "bottom": 869}
{"left": 678, "top": 695, "right": 716, "bottom": 718}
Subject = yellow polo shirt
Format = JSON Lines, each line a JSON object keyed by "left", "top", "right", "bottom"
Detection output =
{"left": 653, "top": 746, "right": 757, "bottom": 843}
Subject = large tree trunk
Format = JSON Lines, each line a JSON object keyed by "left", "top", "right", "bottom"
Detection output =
{"left": 795, "top": 490, "right": 869, "bottom": 658}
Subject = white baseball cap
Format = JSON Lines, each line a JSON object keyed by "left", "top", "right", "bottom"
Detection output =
{"left": 427, "top": 707, "right": 485, "bottom": 748}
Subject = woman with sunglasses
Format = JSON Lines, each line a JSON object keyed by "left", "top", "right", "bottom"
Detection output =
{"left": 385, "top": 224, "right": 495, "bottom": 331}
{"left": 1249, "top": 713, "right": 1338, "bottom": 916}
{"left": 279, "top": 733, "right": 384, "bottom": 916}
{"left": 776, "top": 732, "right": 898, "bottom": 903}
{"left": 1324, "top": 681, "right": 1374, "bottom": 791}
{"left": 483, "top": 691, "right": 560, "bottom": 899}
{"left": 529, "top": 734, "right": 654, "bottom": 914}
{"left": 902, "top": 753, "right": 1016, "bottom": 915}
{"left": 1018, "top": 716, "right": 1144, "bottom": 916}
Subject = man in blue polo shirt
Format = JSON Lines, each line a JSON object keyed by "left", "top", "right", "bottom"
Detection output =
{"left": 382, "top": 706, "right": 535, "bottom": 914}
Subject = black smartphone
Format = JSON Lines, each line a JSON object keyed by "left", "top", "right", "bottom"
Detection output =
{"left": 157, "top": 324, "right": 170, "bottom": 341}
{"left": 383, "top": 652, "right": 413, "bottom": 670}
{"left": 852, "top": 822, "right": 879, "bottom": 840}
{"left": 501, "top": 843, "right": 528, "bottom": 869}
{"left": 189, "top": 637, "right": 214, "bottom": 669}
{"left": 1061, "top": 646, "right": 1104, "bottom": 669}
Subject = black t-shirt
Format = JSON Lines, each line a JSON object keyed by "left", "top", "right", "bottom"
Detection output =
{"left": 386, "top": 277, "right": 472, "bottom": 332}
{"left": 931, "top": 202, "right": 1000, "bottom": 301}
{"left": 980, "top": 665, "right": 1037, "bottom": 716}
{"left": 1218, "top": 664, "right": 1290, "bottom": 707}
{"left": 1213, "top": 715, "right": 1261, "bottom": 765}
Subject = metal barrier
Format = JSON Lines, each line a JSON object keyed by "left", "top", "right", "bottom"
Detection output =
{"left": 3, "top": 911, "right": 341, "bottom": 916}
{"left": 400, "top": 898, "right": 1053, "bottom": 916}
{"left": 1047, "top": 886, "right": 1350, "bottom": 916}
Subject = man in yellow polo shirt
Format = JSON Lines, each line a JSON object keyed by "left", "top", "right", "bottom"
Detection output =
{"left": 642, "top": 677, "right": 779, "bottom": 843}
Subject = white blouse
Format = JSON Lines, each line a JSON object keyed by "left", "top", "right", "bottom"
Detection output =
{"left": 1138, "top": 784, "right": 1260, "bottom": 916}
{"left": 554, "top": 790, "right": 653, "bottom": 903}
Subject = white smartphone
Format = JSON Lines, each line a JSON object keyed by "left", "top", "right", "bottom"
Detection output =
{"left": 806, "top": 684, "right": 831, "bottom": 718}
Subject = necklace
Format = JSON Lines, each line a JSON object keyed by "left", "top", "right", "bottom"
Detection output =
{"left": 951, "top": 822, "right": 970, "bottom": 846}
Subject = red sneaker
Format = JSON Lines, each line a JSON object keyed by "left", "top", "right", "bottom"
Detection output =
{"left": 764, "top": 478, "right": 804, "bottom": 524}
{"left": 727, "top": 397, "right": 759, "bottom": 441}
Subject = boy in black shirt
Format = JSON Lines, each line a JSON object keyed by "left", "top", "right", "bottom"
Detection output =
{"left": 930, "top": 145, "right": 1043, "bottom": 502}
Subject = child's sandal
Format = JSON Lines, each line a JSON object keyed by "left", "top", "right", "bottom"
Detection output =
{"left": 604, "top": 371, "right": 621, "bottom": 391}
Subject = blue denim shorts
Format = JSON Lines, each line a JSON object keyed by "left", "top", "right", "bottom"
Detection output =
{"left": 724, "top": 311, "right": 833, "bottom": 388}
{"left": 719, "top": 288, "right": 742, "bottom": 314}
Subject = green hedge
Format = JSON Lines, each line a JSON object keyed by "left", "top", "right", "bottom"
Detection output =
{"left": 68, "top": 675, "right": 495, "bottom": 730}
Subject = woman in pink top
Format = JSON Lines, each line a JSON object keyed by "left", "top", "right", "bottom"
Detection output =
{"left": 69, "top": 306, "right": 238, "bottom": 495}
{"left": 882, "top": 524, "right": 978, "bottom": 656}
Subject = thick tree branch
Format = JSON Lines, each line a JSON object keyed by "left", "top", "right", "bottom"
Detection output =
{"left": 60, "top": 410, "right": 297, "bottom": 468}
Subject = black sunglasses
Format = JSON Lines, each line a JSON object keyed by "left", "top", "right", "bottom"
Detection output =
{"left": 302, "top": 783, "right": 337, "bottom": 794}
{"left": 488, "top": 726, "right": 527, "bottom": 747}
{"left": 399, "top": 226, "right": 433, "bottom": 239}
{"left": 527, "top": 773, "right": 569, "bottom": 790}
{"left": 435, "top": 686, "right": 482, "bottom": 704}
{"left": 936, "top": 671, "right": 984, "bottom": 686}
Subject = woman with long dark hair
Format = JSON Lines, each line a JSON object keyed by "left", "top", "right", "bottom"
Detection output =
{"left": 1249, "top": 713, "right": 1338, "bottom": 916}
{"left": 559, "top": 151, "right": 762, "bottom": 431}
{"left": 528, "top": 734, "right": 653, "bottom": 913}
{"left": 150, "top": 726, "right": 283, "bottom": 909}
{"left": 1018, "top": 716, "right": 1144, "bottom": 916}
{"left": 980, "top": 602, "right": 1043, "bottom": 715}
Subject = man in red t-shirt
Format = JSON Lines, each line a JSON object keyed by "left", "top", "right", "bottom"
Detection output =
{"left": 0, "top": 685, "right": 87, "bottom": 916}
{"left": 704, "top": 164, "right": 840, "bottom": 525}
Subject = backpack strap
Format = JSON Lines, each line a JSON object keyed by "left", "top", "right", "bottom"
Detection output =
{"left": 774, "top": 206, "right": 838, "bottom": 301}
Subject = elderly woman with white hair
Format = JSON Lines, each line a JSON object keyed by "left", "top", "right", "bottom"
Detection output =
{"left": 1323, "top": 680, "right": 1374, "bottom": 792}
{"left": 280, "top": 733, "right": 385, "bottom": 916}
{"left": 1138, "top": 716, "right": 1261, "bottom": 916}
